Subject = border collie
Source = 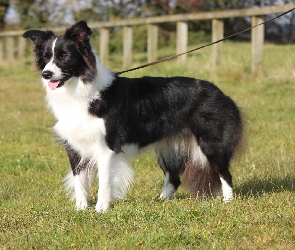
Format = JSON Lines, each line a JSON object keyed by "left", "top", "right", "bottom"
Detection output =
{"left": 23, "top": 21, "right": 244, "bottom": 212}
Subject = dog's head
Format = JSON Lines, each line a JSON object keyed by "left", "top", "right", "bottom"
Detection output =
{"left": 23, "top": 21, "right": 97, "bottom": 90}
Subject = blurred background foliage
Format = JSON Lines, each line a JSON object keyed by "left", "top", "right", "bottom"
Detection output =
{"left": 1, "top": 0, "right": 295, "bottom": 53}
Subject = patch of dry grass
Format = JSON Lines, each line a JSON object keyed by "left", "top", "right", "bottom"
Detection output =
{"left": 1, "top": 42, "right": 295, "bottom": 249}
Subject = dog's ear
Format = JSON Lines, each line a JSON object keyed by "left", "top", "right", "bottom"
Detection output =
{"left": 65, "top": 21, "right": 97, "bottom": 80}
{"left": 23, "top": 30, "right": 55, "bottom": 44}
{"left": 23, "top": 30, "right": 56, "bottom": 71}
{"left": 64, "top": 20, "right": 92, "bottom": 44}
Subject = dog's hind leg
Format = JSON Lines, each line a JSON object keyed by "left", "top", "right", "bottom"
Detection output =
{"left": 198, "top": 138, "right": 234, "bottom": 202}
{"left": 218, "top": 170, "right": 233, "bottom": 202}
{"left": 160, "top": 172, "right": 178, "bottom": 199}
{"left": 157, "top": 152, "right": 185, "bottom": 199}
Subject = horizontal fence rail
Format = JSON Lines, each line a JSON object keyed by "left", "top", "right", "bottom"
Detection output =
{"left": 0, "top": 4, "right": 294, "bottom": 73}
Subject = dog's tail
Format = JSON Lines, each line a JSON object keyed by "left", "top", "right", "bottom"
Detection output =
{"left": 181, "top": 128, "right": 246, "bottom": 198}
{"left": 181, "top": 161, "right": 222, "bottom": 198}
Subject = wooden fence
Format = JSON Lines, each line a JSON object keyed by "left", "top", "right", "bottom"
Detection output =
{"left": 0, "top": 4, "right": 294, "bottom": 73}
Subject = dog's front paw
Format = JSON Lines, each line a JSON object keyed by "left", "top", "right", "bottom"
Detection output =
{"left": 76, "top": 200, "right": 88, "bottom": 211}
{"left": 95, "top": 201, "right": 109, "bottom": 213}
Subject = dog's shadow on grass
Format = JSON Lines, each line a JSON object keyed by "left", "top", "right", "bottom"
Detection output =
{"left": 85, "top": 176, "right": 294, "bottom": 207}
{"left": 234, "top": 176, "right": 295, "bottom": 198}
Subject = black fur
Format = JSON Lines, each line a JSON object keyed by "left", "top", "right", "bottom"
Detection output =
{"left": 23, "top": 21, "right": 96, "bottom": 83}
{"left": 89, "top": 75, "right": 243, "bottom": 154}
{"left": 23, "top": 20, "right": 245, "bottom": 210}
{"left": 88, "top": 75, "right": 244, "bottom": 196}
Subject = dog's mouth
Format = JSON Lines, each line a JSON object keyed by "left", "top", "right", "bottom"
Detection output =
{"left": 48, "top": 73, "right": 72, "bottom": 90}
{"left": 48, "top": 79, "right": 63, "bottom": 90}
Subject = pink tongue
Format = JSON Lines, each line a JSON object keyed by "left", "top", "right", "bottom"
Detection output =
{"left": 48, "top": 80, "right": 61, "bottom": 90}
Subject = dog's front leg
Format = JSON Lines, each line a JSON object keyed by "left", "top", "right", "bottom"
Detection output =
{"left": 95, "top": 151, "right": 114, "bottom": 212}
{"left": 74, "top": 169, "right": 90, "bottom": 210}
{"left": 65, "top": 146, "right": 90, "bottom": 210}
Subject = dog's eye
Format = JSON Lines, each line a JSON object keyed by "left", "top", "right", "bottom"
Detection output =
{"left": 44, "top": 54, "right": 51, "bottom": 61}
{"left": 60, "top": 54, "right": 69, "bottom": 60}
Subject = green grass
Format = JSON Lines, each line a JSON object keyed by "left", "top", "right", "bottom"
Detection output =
{"left": 1, "top": 42, "right": 295, "bottom": 249}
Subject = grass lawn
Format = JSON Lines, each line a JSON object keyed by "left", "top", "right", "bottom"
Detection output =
{"left": 0, "top": 42, "right": 295, "bottom": 249}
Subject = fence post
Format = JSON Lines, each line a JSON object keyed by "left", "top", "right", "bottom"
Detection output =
{"left": 251, "top": 16, "right": 264, "bottom": 73}
{"left": 7, "top": 36, "right": 14, "bottom": 61}
{"left": 212, "top": 19, "right": 224, "bottom": 68}
{"left": 176, "top": 21, "right": 188, "bottom": 64}
{"left": 18, "top": 36, "right": 25, "bottom": 60}
{"left": 99, "top": 28, "right": 109, "bottom": 67}
{"left": 147, "top": 24, "right": 158, "bottom": 63}
{"left": 0, "top": 38, "right": 3, "bottom": 61}
{"left": 123, "top": 26, "right": 133, "bottom": 68}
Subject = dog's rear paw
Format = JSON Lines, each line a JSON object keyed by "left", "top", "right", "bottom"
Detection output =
{"left": 159, "top": 192, "right": 175, "bottom": 200}
{"left": 223, "top": 194, "right": 234, "bottom": 203}
{"left": 159, "top": 184, "right": 176, "bottom": 199}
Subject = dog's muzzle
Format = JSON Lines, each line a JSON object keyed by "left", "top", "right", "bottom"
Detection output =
{"left": 42, "top": 70, "right": 73, "bottom": 90}
{"left": 42, "top": 70, "right": 53, "bottom": 80}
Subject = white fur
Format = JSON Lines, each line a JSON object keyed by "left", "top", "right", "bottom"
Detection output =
{"left": 155, "top": 133, "right": 209, "bottom": 200}
{"left": 44, "top": 38, "right": 232, "bottom": 211}
{"left": 74, "top": 169, "right": 89, "bottom": 210}
{"left": 159, "top": 173, "right": 176, "bottom": 199}
{"left": 219, "top": 176, "right": 233, "bottom": 202}
{"left": 43, "top": 39, "right": 62, "bottom": 79}
{"left": 44, "top": 40, "right": 133, "bottom": 212}
{"left": 155, "top": 133, "right": 208, "bottom": 168}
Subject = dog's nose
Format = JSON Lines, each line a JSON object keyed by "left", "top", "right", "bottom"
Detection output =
{"left": 42, "top": 70, "right": 53, "bottom": 79}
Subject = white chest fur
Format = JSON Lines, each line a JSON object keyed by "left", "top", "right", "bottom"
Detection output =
{"left": 45, "top": 78, "right": 107, "bottom": 158}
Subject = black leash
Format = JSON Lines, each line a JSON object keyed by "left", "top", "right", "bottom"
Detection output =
{"left": 117, "top": 7, "right": 295, "bottom": 75}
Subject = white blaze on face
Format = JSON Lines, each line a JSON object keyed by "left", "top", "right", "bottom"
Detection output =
{"left": 43, "top": 38, "right": 63, "bottom": 90}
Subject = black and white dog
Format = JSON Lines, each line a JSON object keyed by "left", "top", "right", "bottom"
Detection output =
{"left": 23, "top": 21, "right": 244, "bottom": 212}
